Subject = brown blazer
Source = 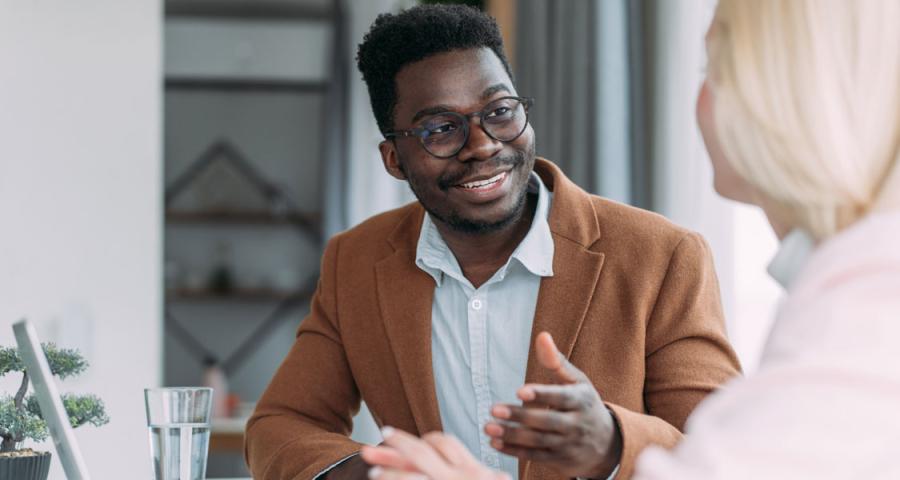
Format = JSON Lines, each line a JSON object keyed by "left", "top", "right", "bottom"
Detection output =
{"left": 245, "top": 159, "right": 741, "bottom": 480}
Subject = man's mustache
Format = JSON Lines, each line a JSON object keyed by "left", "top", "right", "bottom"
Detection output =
{"left": 437, "top": 151, "right": 526, "bottom": 191}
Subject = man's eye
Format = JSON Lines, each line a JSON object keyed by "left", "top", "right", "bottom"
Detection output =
{"left": 428, "top": 122, "right": 458, "bottom": 134}
{"left": 486, "top": 106, "right": 512, "bottom": 118}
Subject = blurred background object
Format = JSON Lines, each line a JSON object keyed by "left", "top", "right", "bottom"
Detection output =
{"left": 1, "top": 0, "right": 780, "bottom": 478}
{"left": 162, "top": 1, "right": 343, "bottom": 475}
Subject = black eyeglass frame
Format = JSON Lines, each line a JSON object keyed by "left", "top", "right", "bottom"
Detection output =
{"left": 383, "top": 96, "right": 535, "bottom": 159}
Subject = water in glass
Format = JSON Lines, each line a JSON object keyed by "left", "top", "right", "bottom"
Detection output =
{"left": 149, "top": 422, "right": 210, "bottom": 480}
{"left": 145, "top": 387, "right": 213, "bottom": 480}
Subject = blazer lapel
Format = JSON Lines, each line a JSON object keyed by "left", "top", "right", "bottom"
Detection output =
{"left": 524, "top": 242, "right": 605, "bottom": 385}
{"left": 521, "top": 159, "right": 606, "bottom": 479}
{"left": 525, "top": 158, "right": 606, "bottom": 384}
{"left": 375, "top": 208, "right": 443, "bottom": 435}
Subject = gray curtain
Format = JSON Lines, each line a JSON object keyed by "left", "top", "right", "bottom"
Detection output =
{"left": 322, "top": 0, "right": 350, "bottom": 239}
{"left": 515, "top": 0, "right": 654, "bottom": 209}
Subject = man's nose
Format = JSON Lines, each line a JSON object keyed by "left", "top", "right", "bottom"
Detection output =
{"left": 455, "top": 117, "right": 502, "bottom": 163}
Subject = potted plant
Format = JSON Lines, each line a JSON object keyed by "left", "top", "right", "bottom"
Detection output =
{"left": 0, "top": 343, "right": 109, "bottom": 480}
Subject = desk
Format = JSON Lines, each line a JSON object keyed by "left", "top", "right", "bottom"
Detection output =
{"left": 210, "top": 417, "right": 248, "bottom": 453}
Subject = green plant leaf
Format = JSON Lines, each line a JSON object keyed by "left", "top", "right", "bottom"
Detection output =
{"left": 1, "top": 342, "right": 106, "bottom": 451}
{"left": 26, "top": 394, "right": 110, "bottom": 429}
{"left": 42, "top": 344, "right": 88, "bottom": 380}
{"left": 0, "top": 396, "right": 48, "bottom": 444}
{"left": 0, "top": 347, "right": 24, "bottom": 377}
{"left": 0, "top": 343, "right": 88, "bottom": 379}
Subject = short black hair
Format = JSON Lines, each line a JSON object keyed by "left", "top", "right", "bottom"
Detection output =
{"left": 356, "top": 4, "right": 513, "bottom": 135}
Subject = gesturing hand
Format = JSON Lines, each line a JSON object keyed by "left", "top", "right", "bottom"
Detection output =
{"left": 484, "top": 332, "right": 623, "bottom": 479}
{"left": 361, "top": 427, "right": 510, "bottom": 480}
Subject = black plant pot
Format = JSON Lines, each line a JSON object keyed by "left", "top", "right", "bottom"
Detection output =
{"left": 0, "top": 451, "right": 51, "bottom": 480}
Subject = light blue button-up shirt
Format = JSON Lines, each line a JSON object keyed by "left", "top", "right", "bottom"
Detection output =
{"left": 415, "top": 173, "right": 554, "bottom": 480}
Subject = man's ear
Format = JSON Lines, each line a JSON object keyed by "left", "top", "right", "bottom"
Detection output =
{"left": 379, "top": 140, "right": 407, "bottom": 180}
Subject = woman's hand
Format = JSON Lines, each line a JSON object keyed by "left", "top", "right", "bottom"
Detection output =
{"left": 361, "top": 427, "right": 510, "bottom": 480}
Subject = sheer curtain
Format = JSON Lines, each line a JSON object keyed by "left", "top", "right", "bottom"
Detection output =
{"left": 513, "top": 0, "right": 787, "bottom": 368}
{"left": 515, "top": 0, "right": 646, "bottom": 207}
{"left": 325, "top": 0, "right": 417, "bottom": 240}
{"left": 336, "top": 0, "right": 416, "bottom": 237}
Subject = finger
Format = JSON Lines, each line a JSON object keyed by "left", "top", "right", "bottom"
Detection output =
{"left": 489, "top": 438, "right": 561, "bottom": 463}
{"left": 514, "top": 383, "right": 597, "bottom": 411}
{"left": 483, "top": 421, "right": 567, "bottom": 450}
{"left": 534, "top": 332, "right": 587, "bottom": 385}
{"left": 360, "top": 446, "right": 420, "bottom": 472}
{"left": 422, "top": 432, "right": 477, "bottom": 466}
{"left": 535, "top": 332, "right": 563, "bottom": 372}
{"left": 490, "top": 404, "right": 572, "bottom": 432}
{"left": 535, "top": 332, "right": 588, "bottom": 385}
{"left": 380, "top": 427, "right": 454, "bottom": 479}
{"left": 368, "top": 466, "right": 428, "bottom": 480}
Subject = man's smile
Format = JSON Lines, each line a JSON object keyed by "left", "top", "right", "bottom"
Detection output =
{"left": 451, "top": 170, "right": 511, "bottom": 203}
{"left": 457, "top": 170, "right": 508, "bottom": 189}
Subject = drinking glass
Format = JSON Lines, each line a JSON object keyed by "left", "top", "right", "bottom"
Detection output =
{"left": 144, "top": 387, "right": 213, "bottom": 480}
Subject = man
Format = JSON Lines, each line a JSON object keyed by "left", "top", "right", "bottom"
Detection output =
{"left": 245, "top": 5, "right": 741, "bottom": 480}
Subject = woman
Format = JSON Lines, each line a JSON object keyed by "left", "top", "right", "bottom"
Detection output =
{"left": 361, "top": 0, "right": 900, "bottom": 478}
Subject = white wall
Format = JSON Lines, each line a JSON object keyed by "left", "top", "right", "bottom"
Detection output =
{"left": 0, "top": 1, "right": 162, "bottom": 479}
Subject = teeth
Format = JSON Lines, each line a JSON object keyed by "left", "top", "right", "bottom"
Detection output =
{"left": 461, "top": 172, "right": 505, "bottom": 189}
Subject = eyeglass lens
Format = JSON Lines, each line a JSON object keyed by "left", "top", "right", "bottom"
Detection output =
{"left": 420, "top": 97, "right": 528, "bottom": 157}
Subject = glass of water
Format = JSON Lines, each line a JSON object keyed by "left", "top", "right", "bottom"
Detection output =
{"left": 144, "top": 387, "right": 213, "bottom": 480}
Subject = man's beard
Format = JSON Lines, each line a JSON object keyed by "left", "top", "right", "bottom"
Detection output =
{"left": 437, "top": 183, "right": 528, "bottom": 234}
{"left": 402, "top": 145, "right": 534, "bottom": 235}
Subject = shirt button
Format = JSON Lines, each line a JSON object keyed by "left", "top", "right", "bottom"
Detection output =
{"left": 471, "top": 298, "right": 483, "bottom": 310}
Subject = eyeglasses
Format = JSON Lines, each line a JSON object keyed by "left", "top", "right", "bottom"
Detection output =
{"left": 384, "top": 96, "right": 534, "bottom": 159}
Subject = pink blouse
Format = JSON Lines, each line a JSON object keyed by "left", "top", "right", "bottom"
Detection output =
{"left": 634, "top": 211, "right": 900, "bottom": 480}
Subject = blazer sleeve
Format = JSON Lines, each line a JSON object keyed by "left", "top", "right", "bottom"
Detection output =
{"left": 607, "top": 232, "right": 742, "bottom": 479}
{"left": 245, "top": 236, "right": 364, "bottom": 479}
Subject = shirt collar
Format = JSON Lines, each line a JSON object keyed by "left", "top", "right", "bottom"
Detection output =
{"left": 510, "top": 173, "right": 555, "bottom": 277}
{"left": 415, "top": 172, "right": 555, "bottom": 287}
{"left": 766, "top": 228, "right": 815, "bottom": 290}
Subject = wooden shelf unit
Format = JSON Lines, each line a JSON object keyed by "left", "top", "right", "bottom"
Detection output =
{"left": 167, "top": 208, "right": 319, "bottom": 229}
{"left": 166, "top": 0, "right": 333, "bottom": 21}
{"left": 164, "top": 77, "right": 329, "bottom": 93}
{"left": 169, "top": 287, "right": 314, "bottom": 303}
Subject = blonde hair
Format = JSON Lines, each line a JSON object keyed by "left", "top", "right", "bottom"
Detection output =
{"left": 708, "top": 0, "right": 900, "bottom": 240}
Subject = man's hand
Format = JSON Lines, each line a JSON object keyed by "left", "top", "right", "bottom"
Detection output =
{"left": 484, "top": 332, "right": 623, "bottom": 479}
